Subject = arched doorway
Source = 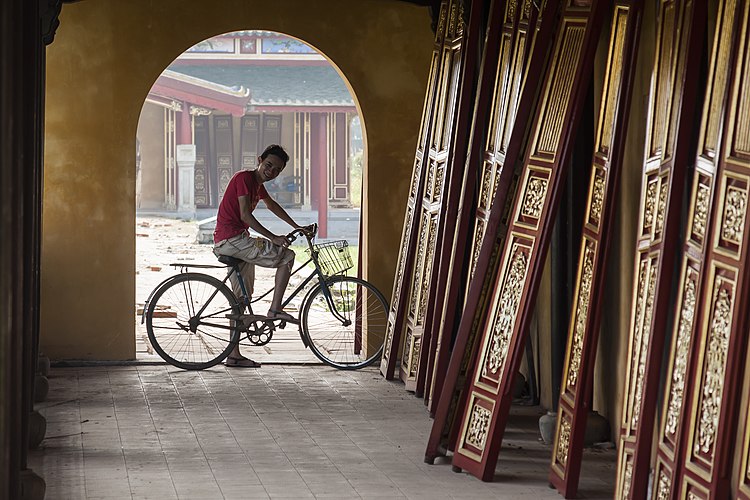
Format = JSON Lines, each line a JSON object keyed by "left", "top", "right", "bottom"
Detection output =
{"left": 134, "top": 30, "right": 366, "bottom": 362}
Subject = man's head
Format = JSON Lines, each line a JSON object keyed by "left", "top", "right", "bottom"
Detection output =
{"left": 256, "top": 144, "right": 289, "bottom": 182}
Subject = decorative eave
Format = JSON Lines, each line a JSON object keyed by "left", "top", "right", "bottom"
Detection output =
{"left": 148, "top": 70, "right": 251, "bottom": 116}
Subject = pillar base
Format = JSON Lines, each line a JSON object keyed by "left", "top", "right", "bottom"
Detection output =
{"left": 34, "top": 374, "right": 48, "bottom": 403}
{"left": 28, "top": 410, "right": 46, "bottom": 448}
{"left": 19, "top": 468, "right": 46, "bottom": 500}
{"left": 539, "top": 410, "right": 611, "bottom": 446}
{"left": 37, "top": 354, "right": 50, "bottom": 376}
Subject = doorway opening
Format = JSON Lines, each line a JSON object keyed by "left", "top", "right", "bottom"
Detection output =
{"left": 134, "top": 30, "right": 365, "bottom": 363}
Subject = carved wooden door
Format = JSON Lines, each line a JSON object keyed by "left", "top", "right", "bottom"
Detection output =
{"left": 549, "top": 1, "right": 643, "bottom": 497}
{"left": 670, "top": 1, "right": 750, "bottom": 496}
{"left": 193, "top": 114, "right": 211, "bottom": 208}
{"left": 425, "top": 0, "right": 559, "bottom": 463}
{"left": 424, "top": 0, "right": 540, "bottom": 412}
{"left": 449, "top": 0, "right": 606, "bottom": 481}
{"left": 613, "top": 1, "right": 706, "bottom": 497}
{"left": 214, "top": 115, "right": 235, "bottom": 201}
{"left": 380, "top": 0, "right": 455, "bottom": 379}
{"left": 398, "top": 1, "right": 467, "bottom": 391}
{"left": 651, "top": 0, "right": 744, "bottom": 497}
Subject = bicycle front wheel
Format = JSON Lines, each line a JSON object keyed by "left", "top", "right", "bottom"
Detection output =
{"left": 145, "top": 273, "right": 241, "bottom": 370}
{"left": 301, "top": 276, "right": 388, "bottom": 369}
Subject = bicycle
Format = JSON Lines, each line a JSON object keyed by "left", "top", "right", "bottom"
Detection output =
{"left": 140, "top": 224, "right": 388, "bottom": 371}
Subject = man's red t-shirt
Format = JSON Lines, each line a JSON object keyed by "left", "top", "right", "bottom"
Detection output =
{"left": 214, "top": 170, "right": 269, "bottom": 243}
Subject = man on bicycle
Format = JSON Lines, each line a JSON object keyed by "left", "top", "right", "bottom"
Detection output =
{"left": 213, "top": 144, "right": 309, "bottom": 368}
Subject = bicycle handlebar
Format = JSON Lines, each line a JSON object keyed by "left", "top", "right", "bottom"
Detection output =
{"left": 286, "top": 223, "right": 318, "bottom": 243}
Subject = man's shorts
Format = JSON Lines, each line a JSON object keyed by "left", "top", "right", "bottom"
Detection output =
{"left": 213, "top": 232, "right": 295, "bottom": 268}
{"left": 213, "top": 232, "right": 295, "bottom": 297}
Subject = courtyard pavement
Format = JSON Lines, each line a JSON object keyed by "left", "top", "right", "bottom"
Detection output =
{"left": 29, "top": 365, "right": 617, "bottom": 499}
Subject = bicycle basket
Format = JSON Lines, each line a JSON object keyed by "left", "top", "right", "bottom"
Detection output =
{"left": 308, "top": 240, "right": 353, "bottom": 275}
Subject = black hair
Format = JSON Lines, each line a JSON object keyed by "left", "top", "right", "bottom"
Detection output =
{"left": 260, "top": 144, "right": 289, "bottom": 165}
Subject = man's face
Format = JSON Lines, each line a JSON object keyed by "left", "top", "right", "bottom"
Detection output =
{"left": 257, "top": 154, "right": 285, "bottom": 182}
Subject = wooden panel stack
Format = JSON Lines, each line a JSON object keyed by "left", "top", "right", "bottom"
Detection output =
{"left": 548, "top": 1, "right": 643, "bottom": 497}
{"left": 613, "top": 0, "right": 706, "bottom": 497}
{"left": 425, "top": 0, "right": 560, "bottom": 462}
{"left": 424, "top": 0, "right": 542, "bottom": 413}
{"left": 449, "top": 0, "right": 607, "bottom": 481}
{"left": 380, "top": 0, "right": 455, "bottom": 379}
{"left": 670, "top": 1, "right": 750, "bottom": 496}
{"left": 650, "top": 0, "right": 744, "bottom": 497}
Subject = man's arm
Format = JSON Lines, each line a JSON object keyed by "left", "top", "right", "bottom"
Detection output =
{"left": 238, "top": 195, "right": 289, "bottom": 247}
{"left": 263, "top": 196, "right": 302, "bottom": 230}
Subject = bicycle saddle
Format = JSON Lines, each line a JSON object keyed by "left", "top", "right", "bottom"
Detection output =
{"left": 217, "top": 255, "right": 243, "bottom": 267}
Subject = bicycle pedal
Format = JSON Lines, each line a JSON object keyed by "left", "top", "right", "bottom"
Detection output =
{"left": 278, "top": 320, "right": 287, "bottom": 329}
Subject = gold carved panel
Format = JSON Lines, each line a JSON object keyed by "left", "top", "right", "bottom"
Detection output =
{"left": 475, "top": 239, "right": 532, "bottom": 392}
{"left": 555, "top": 414, "right": 572, "bottom": 467}
{"left": 716, "top": 173, "right": 749, "bottom": 256}
{"left": 515, "top": 168, "right": 552, "bottom": 229}
{"left": 596, "top": 6, "right": 629, "bottom": 153}
{"left": 691, "top": 179, "right": 711, "bottom": 242}
{"left": 587, "top": 167, "right": 606, "bottom": 229}
{"left": 565, "top": 238, "right": 596, "bottom": 393}
{"left": 664, "top": 267, "right": 698, "bottom": 440}
{"left": 650, "top": 2, "right": 676, "bottom": 158}
{"left": 627, "top": 256, "right": 658, "bottom": 432}
{"left": 692, "top": 277, "right": 734, "bottom": 461}
{"left": 458, "top": 393, "right": 495, "bottom": 460}
{"left": 534, "top": 23, "right": 586, "bottom": 156}
{"left": 703, "top": 0, "right": 737, "bottom": 154}
{"left": 735, "top": 30, "right": 750, "bottom": 155}
{"left": 642, "top": 175, "right": 660, "bottom": 237}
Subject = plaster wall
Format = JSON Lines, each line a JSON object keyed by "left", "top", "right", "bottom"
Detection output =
{"left": 43, "top": 0, "right": 433, "bottom": 359}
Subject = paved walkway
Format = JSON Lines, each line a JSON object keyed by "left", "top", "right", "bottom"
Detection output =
{"left": 29, "top": 365, "right": 616, "bottom": 499}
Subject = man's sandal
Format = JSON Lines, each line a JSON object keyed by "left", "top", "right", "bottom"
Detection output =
{"left": 268, "top": 310, "right": 298, "bottom": 324}
{"left": 224, "top": 356, "right": 261, "bottom": 368}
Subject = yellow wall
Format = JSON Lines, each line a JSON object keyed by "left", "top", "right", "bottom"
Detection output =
{"left": 43, "top": 0, "right": 433, "bottom": 359}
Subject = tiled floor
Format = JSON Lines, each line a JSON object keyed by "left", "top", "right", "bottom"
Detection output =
{"left": 29, "top": 365, "right": 616, "bottom": 499}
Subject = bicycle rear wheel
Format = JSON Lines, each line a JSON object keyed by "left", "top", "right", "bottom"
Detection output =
{"left": 301, "top": 276, "right": 388, "bottom": 369}
{"left": 145, "top": 273, "right": 241, "bottom": 370}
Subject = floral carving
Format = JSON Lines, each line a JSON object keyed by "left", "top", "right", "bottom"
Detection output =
{"left": 470, "top": 220, "right": 485, "bottom": 279}
{"left": 656, "top": 471, "right": 671, "bottom": 499}
{"left": 480, "top": 169, "right": 493, "bottom": 209}
{"left": 590, "top": 175, "right": 605, "bottom": 225}
{"left": 556, "top": 418, "right": 571, "bottom": 466}
{"left": 409, "top": 216, "right": 431, "bottom": 317}
{"left": 692, "top": 184, "right": 710, "bottom": 240}
{"left": 695, "top": 286, "right": 732, "bottom": 455}
{"left": 622, "top": 460, "right": 633, "bottom": 498}
{"left": 656, "top": 177, "right": 668, "bottom": 234}
{"left": 632, "top": 262, "right": 657, "bottom": 429}
{"left": 409, "top": 335, "right": 421, "bottom": 378}
{"left": 418, "top": 217, "right": 439, "bottom": 323}
{"left": 567, "top": 241, "right": 595, "bottom": 391}
{"left": 521, "top": 177, "right": 548, "bottom": 219}
{"left": 644, "top": 180, "right": 658, "bottom": 234}
{"left": 484, "top": 248, "right": 528, "bottom": 376}
{"left": 721, "top": 186, "right": 747, "bottom": 244}
{"left": 665, "top": 277, "right": 697, "bottom": 436}
{"left": 466, "top": 403, "right": 492, "bottom": 450}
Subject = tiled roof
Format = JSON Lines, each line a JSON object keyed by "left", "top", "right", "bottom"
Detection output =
{"left": 169, "top": 65, "right": 354, "bottom": 107}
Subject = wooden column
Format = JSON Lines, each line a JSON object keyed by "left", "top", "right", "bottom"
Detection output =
{"left": 549, "top": 1, "right": 643, "bottom": 497}
{"left": 313, "top": 112, "right": 328, "bottom": 238}
{"left": 449, "top": 0, "right": 606, "bottom": 481}
{"left": 1, "top": 0, "right": 51, "bottom": 497}
{"left": 613, "top": 0, "right": 706, "bottom": 497}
